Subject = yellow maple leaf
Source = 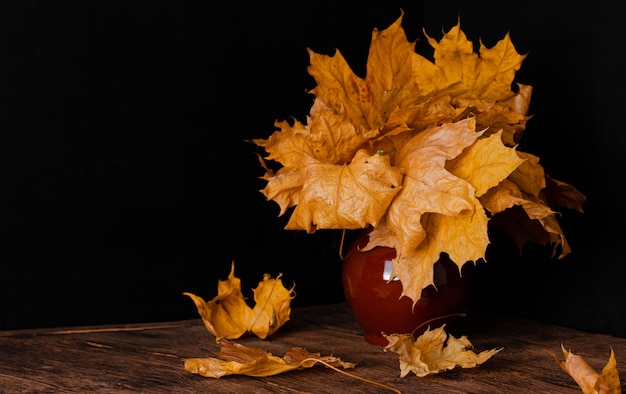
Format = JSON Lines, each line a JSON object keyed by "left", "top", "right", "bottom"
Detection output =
{"left": 183, "top": 262, "right": 295, "bottom": 341}
{"left": 447, "top": 129, "right": 524, "bottom": 197}
{"left": 507, "top": 151, "right": 546, "bottom": 197}
{"left": 184, "top": 340, "right": 356, "bottom": 378}
{"left": 457, "top": 83, "right": 533, "bottom": 146}
{"left": 364, "top": 119, "right": 507, "bottom": 304}
{"left": 368, "top": 118, "right": 482, "bottom": 256}
{"left": 548, "top": 344, "right": 621, "bottom": 394}
{"left": 374, "top": 197, "right": 490, "bottom": 305}
{"left": 425, "top": 18, "right": 526, "bottom": 101}
{"left": 307, "top": 49, "right": 377, "bottom": 132}
{"left": 383, "top": 325, "right": 502, "bottom": 378}
{"left": 255, "top": 162, "right": 303, "bottom": 217}
{"left": 255, "top": 97, "right": 378, "bottom": 168}
{"left": 284, "top": 149, "right": 404, "bottom": 232}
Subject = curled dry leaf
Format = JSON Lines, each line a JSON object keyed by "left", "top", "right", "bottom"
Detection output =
{"left": 383, "top": 325, "right": 502, "bottom": 378}
{"left": 184, "top": 340, "right": 356, "bottom": 378}
{"left": 183, "top": 262, "right": 295, "bottom": 341}
{"left": 548, "top": 344, "right": 621, "bottom": 394}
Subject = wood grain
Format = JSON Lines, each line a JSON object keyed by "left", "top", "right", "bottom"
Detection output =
{"left": 1, "top": 303, "right": 624, "bottom": 393}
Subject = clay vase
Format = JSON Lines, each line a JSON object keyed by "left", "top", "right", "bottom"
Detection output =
{"left": 341, "top": 229, "right": 473, "bottom": 346}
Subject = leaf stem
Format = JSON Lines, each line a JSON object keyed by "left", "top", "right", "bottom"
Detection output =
{"left": 410, "top": 312, "right": 467, "bottom": 337}
{"left": 339, "top": 229, "right": 347, "bottom": 260}
{"left": 301, "top": 357, "right": 402, "bottom": 394}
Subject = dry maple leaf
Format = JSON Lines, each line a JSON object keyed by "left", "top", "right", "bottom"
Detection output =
{"left": 548, "top": 344, "right": 621, "bottom": 394}
{"left": 183, "top": 262, "right": 295, "bottom": 341}
{"left": 184, "top": 340, "right": 356, "bottom": 378}
{"left": 254, "top": 11, "right": 586, "bottom": 305}
{"left": 383, "top": 325, "right": 502, "bottom": 378}
{"left": 284, "top": 149, "right": 404, "bottom": 232}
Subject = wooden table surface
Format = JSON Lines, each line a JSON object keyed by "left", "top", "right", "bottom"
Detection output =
{"left": 1, "top": 303, "right": 624, "bottom": 393}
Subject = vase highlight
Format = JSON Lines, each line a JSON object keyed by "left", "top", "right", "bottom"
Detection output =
{"left": 342, "top": 230, "right": 473, "bottom": 346}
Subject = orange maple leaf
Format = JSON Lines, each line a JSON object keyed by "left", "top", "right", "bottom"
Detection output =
{"left": 183, "top": 262, "right": 295, "bottom": 341}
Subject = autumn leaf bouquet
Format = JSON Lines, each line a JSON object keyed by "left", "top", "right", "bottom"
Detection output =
{"left": 254, "top": 13, "right": 585, "bottom": 306}
{"left": 182, "top": 13, "right": 609, "bottom": 389}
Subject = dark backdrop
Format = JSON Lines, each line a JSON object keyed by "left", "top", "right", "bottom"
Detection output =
{"left": 2, "top": 1, "right": 625, "bottom": 336}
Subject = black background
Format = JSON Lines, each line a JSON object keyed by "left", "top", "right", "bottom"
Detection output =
{"left": 2, "top": 1, "right": 625, "bottom": 336}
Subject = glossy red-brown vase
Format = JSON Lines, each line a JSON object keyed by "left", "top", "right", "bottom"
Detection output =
{"left": 342, "top": 229, "right": 473, "bottom": 346}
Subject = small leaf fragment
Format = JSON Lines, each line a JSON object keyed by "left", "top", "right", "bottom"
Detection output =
{"left": 383, "top": 325, "right": 502, "bottom": 377}
{"left": 548, "top": 344, "right": 621, "bottom": 394}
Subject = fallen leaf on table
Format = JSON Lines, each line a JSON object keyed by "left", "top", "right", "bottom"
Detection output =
{"left": 183, "top": 261, "right": 295, "bottom": 341}
{"left": 383, "top": 325, "right": 502, "bottom": 377}
{"left": 184, "top": 340, "right": 356, "bottom": 378}
{"left": 547, "top": 344, "right": 621, "bottom": 394}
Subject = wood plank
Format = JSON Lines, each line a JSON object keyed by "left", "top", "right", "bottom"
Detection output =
{"left": 0, "top": 303, "right": 624, "bottom": 393}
